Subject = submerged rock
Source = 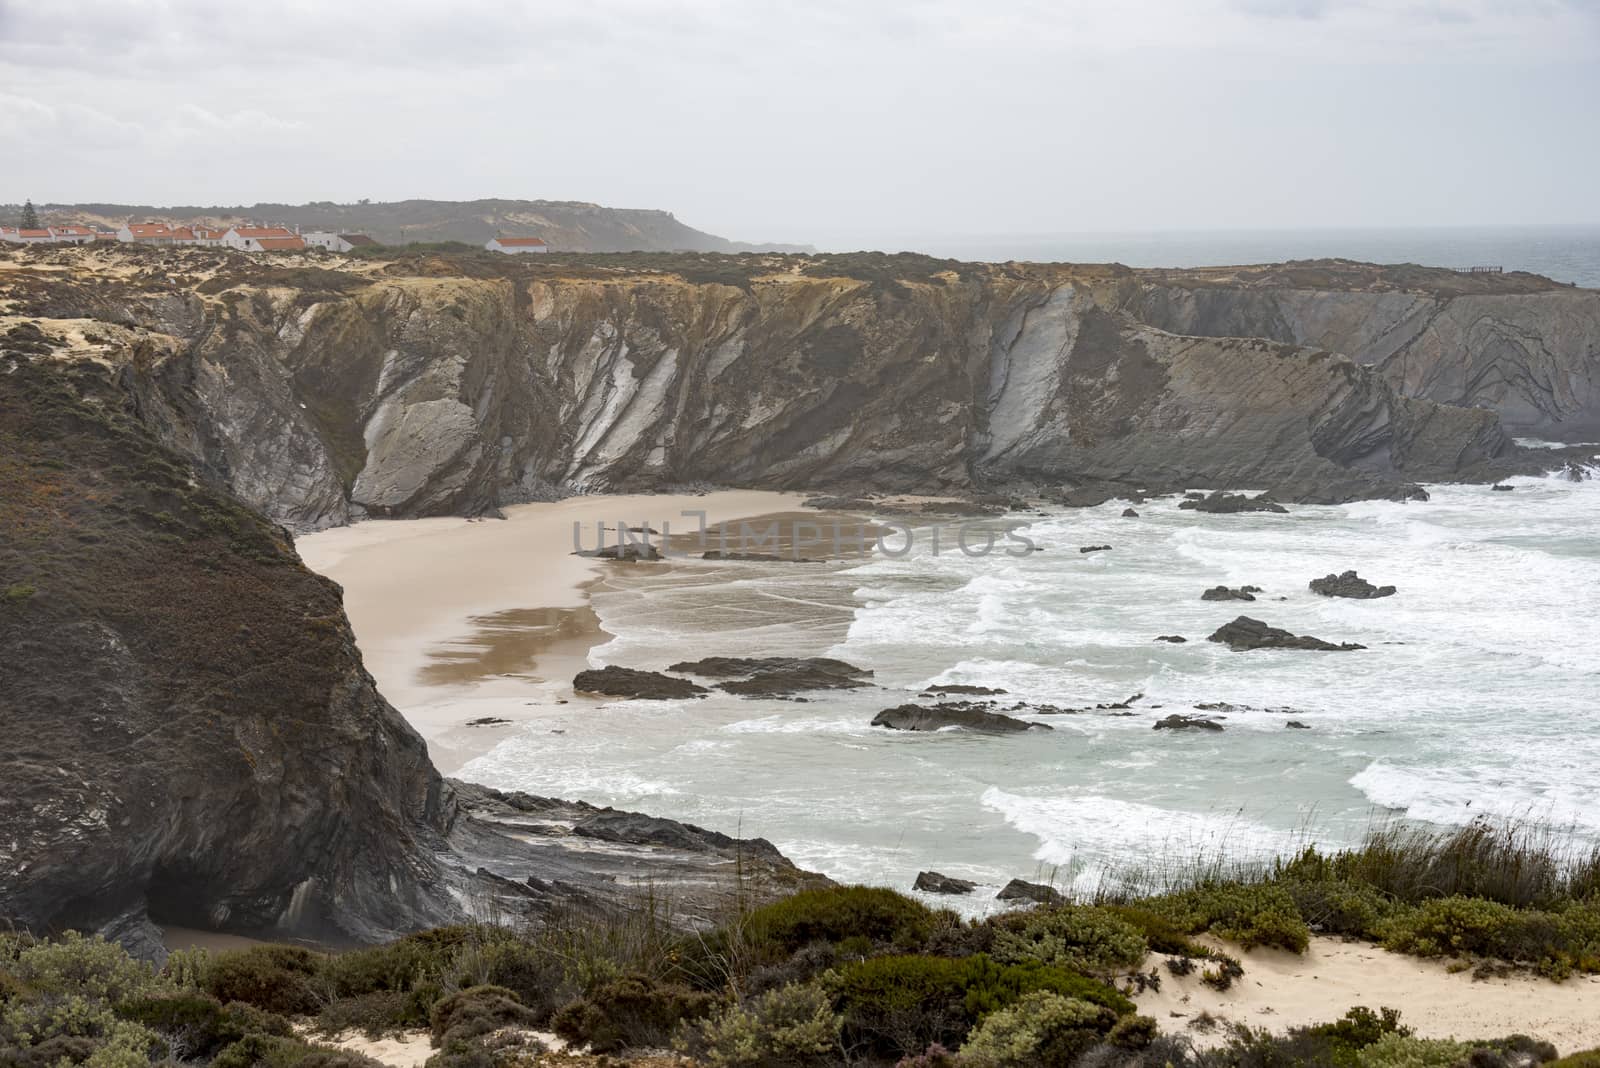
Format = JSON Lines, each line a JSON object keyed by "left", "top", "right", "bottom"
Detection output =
{"left": 1080, "top": 544, "right": 1113, "bottom": 554}
{"left": 871, "top": 702, "right": 1051, "bottom": 734}
{"left": 1201, "top": 585, "right": 1261, "bottom": 601}
{"left": 573, "top": 666, "right": 708, "bottom": 700}
{"left": 1207, "top": 616, "right": 1366, "bottom": 652}
{"left": 1153, "top": 714, "right": 1225, "bottom": 732}
{"left": 1122, "top": 508, "right": 1141, "bottom": 518}
{"left": 1178, "top": 491, "right": 1289, "bottom": 515}
{"left": 1155, "top": 635, "right": 1188, "bottom": 643}
{"left": 996, "top": 879, "right": 1064, "bottom": 905}
{"left": 1286, "top": 720, "right": 1313, "bottom": 729}
{"left": 1309, "top": 570, "right": 1397, "bottom": 599}
{"left": 1492, "top": 484, "right": 1515, "bottom": 491}
{"left": 914, "top": 871, "right": 978, "bottom": 895}
{"left": 921, "top": 684, "right": 1009, "bottom": 696}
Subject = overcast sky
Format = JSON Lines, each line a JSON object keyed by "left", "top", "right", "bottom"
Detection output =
{"left": 3, "top": 0, "right": 1598, "bottom": 247}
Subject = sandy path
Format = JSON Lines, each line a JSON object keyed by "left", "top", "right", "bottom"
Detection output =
{"left": 295, "top": 491, "right": 806, "bottom": 771}
{"left": 1138, "top": 937, "right": 1600, "bottom": 1050}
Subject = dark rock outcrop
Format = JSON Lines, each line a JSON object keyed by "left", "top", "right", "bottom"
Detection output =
{"left": 1155, "top": 635, "right": 1188, "bottom": 643}
{"left": 1122, "top": 508, "right": 1140, "bottom": 517}
{"left": 667, "top": 656, "right": 872, "bottom": 696}
{"left": 1178, "top": 491, "right": 1289, "bottom": 515}
{"left": 0, "top": 357, "right": 818, "bottom": 958}
{"left": 573, "top": 666, "right": 708, "bottom": 700}
{"left": 1207, "top": 616, "right": 1366, "bottom": 652}
{"left": 1080, "top": 545, "right": 1113, "bottom": 554}
{"left": 913, "top": 871, "right": 977, "bottom": 895}
{"left": 1201, "top": 585, "right": 1261, "bottom": 602}
{"left": 871, "top": 703, "right": 1051, "bottom": 734}
{"left": 1153, "top": 715, "right": 1225, "bottom": 732}
{"left": 921, "top": 684, "right": 1008, "bottom": 697}
{"left": 1309, "top": 571, "right": 1397, "bottom": 599}
{"left": 1286, "top": 720, "right": 1313, "bottom": 730}
{"left": 996, "top": 879, "right": 1064, "bottom": 906}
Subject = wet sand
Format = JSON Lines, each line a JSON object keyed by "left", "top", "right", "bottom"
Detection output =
{"left": 295, "top": 491, "right": 809, "bottom": 772}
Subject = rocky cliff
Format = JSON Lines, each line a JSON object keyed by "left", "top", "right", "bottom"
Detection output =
{"left": 2, "top": 246, "right": 1593, "bottom": 531}
{"left": 1120, "top": 260, "right": 1600, "bottom": 441}
{"left": 0, "top": 352, "right": 819, "bottom": 956}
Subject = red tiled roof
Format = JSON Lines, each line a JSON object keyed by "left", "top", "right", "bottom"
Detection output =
{"left": 232, "top": 227, "right": 296, "bottom": 239}
{"left": 127, "top": 223, "right": 172, "bottom": 236}
{"left": 171, "top": 227, "right": 196, "bottom": 240}
{"left": 339, "top": 233, "right": 378, "bottom": 247}
{"left": 254, "top": 236, "right": 306, "bottom": 251}
{"left": 19, "top": 229, "right": 50, "bottom": 238}
{"left": 50, "top": 226, "right": 94, "bottom": 236}
{"left": 493, "top": 236, "right": 547, "bottom": 247}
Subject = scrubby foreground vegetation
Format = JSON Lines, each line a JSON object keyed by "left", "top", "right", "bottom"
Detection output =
{"left": 5, "top": 821, "right": 1600, "bottom": 1068}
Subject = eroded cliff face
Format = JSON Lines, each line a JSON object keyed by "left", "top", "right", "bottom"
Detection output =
{"left": 3, "top": 247, "right": 1591, "bottom": 531}
{"left": 0, "top": 354, "right": 820, "bottom": 956}
{"left": 1120, "top": 261, "right": 1600, "bottom": 441}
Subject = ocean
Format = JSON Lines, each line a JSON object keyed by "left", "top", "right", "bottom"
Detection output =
{"left": 461, "top": 470, "right": 1600, "bottom": 904}
{"left": 863, "top": 226, "right": 1600, "bottom": 289}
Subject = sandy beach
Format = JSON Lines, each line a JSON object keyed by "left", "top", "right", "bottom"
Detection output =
{"left": 1138, "top": 936, "right": 1600, "bottom": 1048}
{"left": 295, "top": 491, "right": 808, "bottom": 772}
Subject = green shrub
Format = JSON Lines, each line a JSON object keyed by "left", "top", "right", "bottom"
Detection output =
{"left": 958, "top": 991, "right": 1118, "bottom": 1068}
{"left": 1549, "top": 1051, "right": 1600, "bottom": 1068}
{"left": 1304, "top": 1006, "right": 1411, "bottom": 1052}
{"left": 204, "top": 945, "right": 322, "bottom": 1016}
{"left": 989, "top": 906, "right": 1148, "bottom": 974}
{"left": 552, "top": 974, "right": 717, "bottom": 1054}
{"left": 1356, "top": 1033, "right": 1477, "bottom": 1068}
{"left": 825, "top": 953, "right": 1131, "bottom": 1060}
{"left": 1284, "top": 879, "right": 1404, "bottom": 940}
{"left": 679, "top": 981, "right": 842, "bottom": 1067}
{"left": 161, "top": 947, "right": 213, "bottom": 991}
{"left": 428, "top": 984, "right": 539, "bottom": 1046}
{"left": 113, "top": 993, "right": 290, "bottom": 1058}
{"left": 1376, "top": 896, "right": 1597, "bottom": 975}
{"left": 1098, "top": 906, "right": 1202, "bottom": 956}
{"left": 743, "top": 886, "right": 938, "bottom": 958}
{"left": 1, "top": 993, "right": 165, "bottom": 1066}
{"left": 211, "top": 1032, "right": 386, "bottom": 1068}
{"left": 316, "top": 990, "right": 426, "bottom": 1039}
{"left": 1147, "top": 884, "right": 1310, "bottom": 953}
{"left": 11, "top": 932, "right": 158, "bottom": 1004}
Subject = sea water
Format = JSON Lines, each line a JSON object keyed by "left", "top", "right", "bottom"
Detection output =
{"left": 461, "top": 472, "right": 1600, "bottom": 902}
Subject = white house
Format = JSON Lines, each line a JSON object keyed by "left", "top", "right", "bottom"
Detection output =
{"left": 10, "top": 228, "right": 56, "bottom": 245}
{"left": 118, "top": 223, "right": 179, "bottom": 244}
{"left": 302, "top": 232, "right": 378, "bottom": 253}
{"left": 221, "top": 226, "right": 305, "bottom": 252}
{"left": 485, "top": 235, "right": 548, "bottom": 254}
{"left": 47, "top": 225, "right": 96, "bottom": 245}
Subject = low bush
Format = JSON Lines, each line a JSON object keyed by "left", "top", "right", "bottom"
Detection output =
{"left": 113, "top": 993, "right": 291, "bottom": 1059}
{"left": 1098, "top": 906, "right": 1203, "bottom": 956}
{"left": 552, "top": 973, "right": 717, "bottom": 1054}
{"left": 825, "top": 953, "right": 1131, "bottom": 1060}
{"left": 1, "top": 993, "right": 165, "bottom": 1065}
{"left": 1283, "top": 879, "right": 1403, "bottom": 940}
{"left": 203, "top": 944, "right": 322, "bottom": 1016}
{"left": 1147, "top": 884, "right": 1310, "bottom": 953}
{"left": 989, "top": 906, "right": 1148, "bottom": 974}
{"left": 1549, "top": 1052, "right": 1600, "bottom": 1068}
{"left": 11, "top": 932, "right": 158, "bottom": 1004}
{"left": 428, "top": 984, "right": 540, "bottom": 1046}
{"left": 1356, "top": 1033, "right": 1479, "bottom": 1068}
{"left": 958, "top": 991, "right": 1119, "bottom": 1068}
{"left": 679, "top": 980, "right": 842, "bottom": 1067}
{"left": 1302, "top": 1005, "right": 1411, "bottom": 1061}
{"left": 1377, "top": 896, "right": 1600, "bottom": 977}
{"left": 742, "top": 886, "right": 939, "bottom": 959}
{"left": 211, "top": 1032, "right": 386, "bottom": 1068}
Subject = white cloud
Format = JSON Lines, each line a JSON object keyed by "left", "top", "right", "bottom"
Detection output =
{"left": 1, "top": 0, "right": 1596, "bottom": 236}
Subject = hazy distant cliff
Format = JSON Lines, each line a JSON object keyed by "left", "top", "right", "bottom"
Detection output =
{"left": 3, "top": 248, "right": 1592, "bottom": 530}
{"left": 1120, "top": 261, "right": 1600, "bottom": 441}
